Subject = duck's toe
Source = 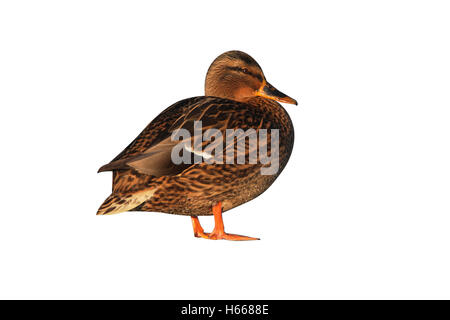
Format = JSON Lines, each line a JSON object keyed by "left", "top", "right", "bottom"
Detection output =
{"left": 206, "top": 231, "right": 260, "bottom": 241}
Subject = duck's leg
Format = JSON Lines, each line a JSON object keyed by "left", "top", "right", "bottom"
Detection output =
{"left": 206, "top": 202, "right": 260, "bottom": 241}
{"left": 191, "top": 216, "right": 209, "bottom": 239}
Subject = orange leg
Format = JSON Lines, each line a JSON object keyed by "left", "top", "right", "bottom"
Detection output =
{"left": 191, "top": 216, "right": 209, "bottom": 239}
{"left": 191, "top": 202, "right": 259, "bottom": 241}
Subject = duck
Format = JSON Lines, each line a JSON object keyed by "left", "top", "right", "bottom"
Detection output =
{"left": 97, "top": 50, "right": 297, "bottom": 241}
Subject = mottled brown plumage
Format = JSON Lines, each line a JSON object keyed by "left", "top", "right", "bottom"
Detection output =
{"left": 97, "top": 51, "right": 297, "bottom": 240}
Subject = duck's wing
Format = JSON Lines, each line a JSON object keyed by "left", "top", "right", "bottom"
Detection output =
{"left": 98, "top": 96, "right": 270, "bottom": 177}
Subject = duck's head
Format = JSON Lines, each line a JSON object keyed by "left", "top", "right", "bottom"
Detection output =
{"left": 205, "top": 50, "right": 297, "bottom": 105}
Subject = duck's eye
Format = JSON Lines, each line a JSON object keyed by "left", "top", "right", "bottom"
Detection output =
{"left": 241, "top": 67, "right": 249, "bottom": 74}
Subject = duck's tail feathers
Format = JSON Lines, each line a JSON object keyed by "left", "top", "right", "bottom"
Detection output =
{"left": 96, "top": 189, "right": 156, "bottom": 215}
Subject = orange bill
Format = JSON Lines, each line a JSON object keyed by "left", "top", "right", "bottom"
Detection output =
{"left": 256, "top": 81, "right": 297, "bottom": 105}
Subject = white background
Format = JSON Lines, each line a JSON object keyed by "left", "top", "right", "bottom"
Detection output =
{"left": 0, "top": 0, "right": 449, "bottom": 299}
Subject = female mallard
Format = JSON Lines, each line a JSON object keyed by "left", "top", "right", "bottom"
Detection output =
{"left": 97, "top": 50, "right": 297, "bottom": 240}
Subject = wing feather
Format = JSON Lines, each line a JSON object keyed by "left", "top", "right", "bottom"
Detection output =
{"left": 98, "top": 96, "right": 272, "bottom": 177}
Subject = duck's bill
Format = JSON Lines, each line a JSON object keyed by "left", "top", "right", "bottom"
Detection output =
{"left": 257, "top": 82, "right": 298, "bottom": 105}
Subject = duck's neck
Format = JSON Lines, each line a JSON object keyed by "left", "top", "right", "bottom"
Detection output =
{"left": 205, "top": 86, "right": 255, "bottom": 103}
